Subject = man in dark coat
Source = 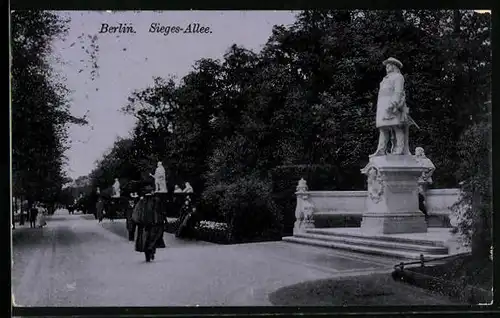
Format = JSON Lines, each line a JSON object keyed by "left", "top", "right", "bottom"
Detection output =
{"left": 132, "top": 186, "right": 166, "bottom": 262}
{"left": 29, "top": 203, "right": 38, "bottom": 228}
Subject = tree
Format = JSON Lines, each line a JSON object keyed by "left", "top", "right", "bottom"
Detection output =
{"left": 11, "top": 11, "right": 88, "bottom": 215}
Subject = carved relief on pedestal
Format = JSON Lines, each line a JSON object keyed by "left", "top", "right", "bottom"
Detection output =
{"left": 363, "top": 166, "right": 385, "bottom": 204}
{"left": 294, "top": 193, "right": 315, "bottom": 231}
{"left": 301, "top": 196, "right": 315, "bottom": 228}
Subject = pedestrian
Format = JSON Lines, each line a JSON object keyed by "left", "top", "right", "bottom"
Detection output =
{"left": 36, "top": 204, "right": 47, "bottom": 228}
{"left": 132, "top": 186, "right": 166, "bottom": 262}
{"left": 176, "top": 196, "right": 199, "bottom": 239}
{"left": 96, "top": 195, "right": 105, "bottom": 223}
{"left": 126, "top": 193, "right": 140, "bottom": 241}
{"left": 29, "top": 203, "right": 38, "bottom": 228}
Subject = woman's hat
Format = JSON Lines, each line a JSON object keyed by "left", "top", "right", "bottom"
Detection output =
{"left": 382, "top": 57, "right": 403, "bottom": 69}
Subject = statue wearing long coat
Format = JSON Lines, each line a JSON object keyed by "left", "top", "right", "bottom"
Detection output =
{"left": 376, "top": 71, "right": 409, "bottom": 128}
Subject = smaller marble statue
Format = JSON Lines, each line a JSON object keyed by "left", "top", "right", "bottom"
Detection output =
{"left": 96, "top": 187, "right": 101, "bottom": 195}
{"left": 183, "top": 182, "right": 194, "bottom": 193}
{"left": 149, "top": 161, "right": 167, "bottom": 193}
{"left": 414, "top": 147, "right": 435, "bottom": 196}
{"left": 112, "top": 178, "right": 121, "bottom": 198}
{"left": 174, "top": 185, "right": 183, "bottom": 193}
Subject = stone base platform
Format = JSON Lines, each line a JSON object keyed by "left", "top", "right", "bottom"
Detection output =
{"left": 282, "top": 227, "right": 463, "bottom": 260}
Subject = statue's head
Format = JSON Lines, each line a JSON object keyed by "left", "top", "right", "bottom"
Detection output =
{"left": 383, "top": 57, "right": 403, "bottom": 74}
{"left": 158, "top": 161, "right": 162, "bottom": 167}
{"left": 415, "top": 147, "right": 425, "bottom": 157}
{"left": 367, "top": 167, "right": 378, "bottom": 180}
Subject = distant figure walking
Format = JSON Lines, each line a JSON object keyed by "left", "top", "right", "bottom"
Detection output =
{"left": 132, "top": 186, "right": 166, "bottom": 262}
{"left": 96, "top": 196, "right": 105, "bottom": 223}
{"left": 126, "top": 193, "right": 140, "bottom": 241}
{"left": 29, "top": 204, "right": 38, "bottom": 228}
{"left": 35, "top": 204, "right": 47, "bottom": 228}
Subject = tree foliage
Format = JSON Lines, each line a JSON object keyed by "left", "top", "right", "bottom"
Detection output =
{"left": 11, "top": 10, "right": 88, "bottom": 207}
{"left": 86, "top": 10, "right": 490, "bottom": 244}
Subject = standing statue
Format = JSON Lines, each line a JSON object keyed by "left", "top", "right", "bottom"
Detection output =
{"left": 150, "top": 161, "right": 167, "bottom": 193}
{"left": 112, "top": 178, "right": 121, "bottom": 198}
{"left": 370, "top": 57, "right": 418, "bottom": 157}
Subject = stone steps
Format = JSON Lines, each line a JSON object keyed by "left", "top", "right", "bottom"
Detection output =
{"left": 307, "top": 228, "right": 446, "bottom": 247}
{"left": 282, "top": 235, "right": 449, "bottom": 260}
{"left": 293, "top": 232, "right": 448, "bottom": 254}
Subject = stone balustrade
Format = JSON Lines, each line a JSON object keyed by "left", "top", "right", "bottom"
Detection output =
{"left": 293, "top": 179, "right": 461, "bottom": 234}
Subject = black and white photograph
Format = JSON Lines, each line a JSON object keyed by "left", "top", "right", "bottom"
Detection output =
{"left": 11, "top": 9, "right": 492, "bottom": 309}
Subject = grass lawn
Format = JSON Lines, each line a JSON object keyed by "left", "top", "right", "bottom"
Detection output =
{"left": 408, "top": 254, "right": 492, "bottom": 291}
{"left": 268, "top": 273, "right": 465, "bottom": 306}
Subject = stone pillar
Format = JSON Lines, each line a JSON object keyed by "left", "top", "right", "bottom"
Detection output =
{"left": 293, "top": 178, "right": 315, "bottom": 235}
{"left": 360, "top": 155, "right": 428, "bottom": 235}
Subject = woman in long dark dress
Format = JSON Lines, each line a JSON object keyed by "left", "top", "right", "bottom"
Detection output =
{"left": 176, "top": 194, "right": 199, "bottom": 239}
{"left": 96, "top": 195, "right": 105, "bottom": 223}
{"left": 132, "top": 187, "right": 166, "bottom": 262}
{"left": 126, "top": 193, "right": 140, "bottom": 241}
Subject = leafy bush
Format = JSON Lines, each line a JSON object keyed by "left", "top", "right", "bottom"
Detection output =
{"left": 451, "top": 110, "right": 491, "bottom": 259}
{"left": 219, "top": 177, "right": 283, "bottom": 243}
{"left": 270, "top": 164, "right": 339, "bottom": 236}
{"left": 199, "top": 183, "right": 227, "bottom": 222}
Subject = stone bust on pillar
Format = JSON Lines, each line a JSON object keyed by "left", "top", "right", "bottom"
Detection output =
{"left": 414, "top": 147, "right": 435, "bottom": 196}
{"left": 371, "top": 57, "right": 417, "bottom": 157}
{"left": 293, "top": 178, "right": 315, "bottom": 234}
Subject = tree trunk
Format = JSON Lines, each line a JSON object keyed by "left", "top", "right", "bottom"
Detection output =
{"left": 453, "top": 10, "right": 461, "bottom": 35}
{"left": 471, "top": 189, "right": 489, "bottom": 259}
{"left": 19, "top": 196, "right": 25, "bottom": 225}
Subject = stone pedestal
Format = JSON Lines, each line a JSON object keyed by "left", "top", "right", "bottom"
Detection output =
{"left": 155, "top": 192, "right": 170, "bottom": 216}
{"left": 360, "top": 155, "right": 428, "bottom": 235}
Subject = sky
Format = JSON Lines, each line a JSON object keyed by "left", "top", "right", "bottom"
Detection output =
{"left": 51, "top": 11, "right": 298, "bottom": 180}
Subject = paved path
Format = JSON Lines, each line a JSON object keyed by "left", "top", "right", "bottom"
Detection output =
{"left": 12, "top": 210, "right": 432, "bottom": 306}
